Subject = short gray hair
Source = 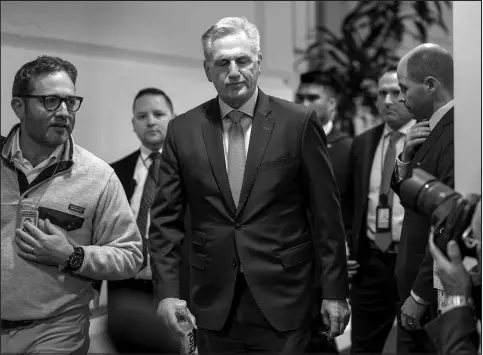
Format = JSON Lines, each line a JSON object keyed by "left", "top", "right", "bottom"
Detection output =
{"left": 201, "top": 17, "right": 260, "bottom": 62}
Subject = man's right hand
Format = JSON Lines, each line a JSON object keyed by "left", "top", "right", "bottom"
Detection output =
{"left": 401, "top": 120, "right": 431, "bottom": 162}
{"left": 156, "top": 298, "right": 197, "bottom": 336}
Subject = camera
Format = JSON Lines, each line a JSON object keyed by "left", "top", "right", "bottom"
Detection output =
{"left": 399, "top": 168, "right": 481, "bottom": 258}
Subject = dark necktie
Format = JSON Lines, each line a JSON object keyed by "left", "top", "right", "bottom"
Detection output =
{"left": 226, "top": 110, "right": 247, "bottom": 207}
{"left": 136, "top": 151, "right": 162, "bottom": 270}
{"left": 375, "top": 131, "right": 402, "bottom": 251}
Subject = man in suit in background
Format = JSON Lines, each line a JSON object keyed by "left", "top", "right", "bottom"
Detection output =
{"left": 150, "top": 16, "right": 350, "bottom": 354}
{"left": 345, "top": 66, "right": 415, "bottom": 353}
{"left": 295, "top": 69, "right": 353, "bottom": 353}
{"left": 295, "top": 70, "right": 353, "bottom": 198}
{"left": 391, "top": 43, "right": 454, "bottom": 353}
{"left": 105, "top": 87, "right": 176, "bottom": 352}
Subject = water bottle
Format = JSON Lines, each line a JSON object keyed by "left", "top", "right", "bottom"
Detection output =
{"left": 175, "top": 300, "right": 197, "bottom": 354}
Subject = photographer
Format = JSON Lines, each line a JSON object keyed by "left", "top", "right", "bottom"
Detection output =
{"left": 426, "top": 200, "right": 481, "bottom": 355}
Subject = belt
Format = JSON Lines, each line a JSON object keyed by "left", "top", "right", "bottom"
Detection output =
{"left": 1, "top": 319, "right": 36, "bottom": 332}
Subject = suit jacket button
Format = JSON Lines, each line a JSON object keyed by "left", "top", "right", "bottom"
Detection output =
{"left": 235, "top": 222, "right": 241, "bottom": 230}
{"left": 232, "top": 259, "right": 238, "bottom": 267}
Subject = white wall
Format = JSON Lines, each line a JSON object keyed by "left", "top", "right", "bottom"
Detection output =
{"left": 453, "top": 1, "right": 482, "bottom": 195}
{"left": 1, "top": 1, "right": 313, "bottom": 163}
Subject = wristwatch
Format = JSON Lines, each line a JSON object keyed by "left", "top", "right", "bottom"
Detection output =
{"left": 65, "top": 247, "right": 85, "bottom": 271}
{"left": 442, "top": 295, "right": 474, "bottom": 314}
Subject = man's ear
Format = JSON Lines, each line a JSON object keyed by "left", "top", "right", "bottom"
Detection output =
{"left": 131, "top": 116, "right": 136, "bottom": 131}
{"left": 11, "top": 97, "right": 26, "bottom": 120}
{"left": 424, "top": 76, "right": 439, "bottom": 94}
{"left": 203, "top": 60, "right": 213, "bottom": 83}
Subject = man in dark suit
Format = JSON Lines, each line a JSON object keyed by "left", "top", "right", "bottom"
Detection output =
{"left": 150, "top": 16, "right": 350, "bottom": 354}
{"left": 391, "top": 43, "right": 455, "bottom": 353}
{"left": 295, "top": 70, "right": 353, "bottom": 197}
{"left": 345, "top": 66, "right": 415, "bottom": 353}
{"left": 295, "top": 69, "right": 353, "bottom": 353}
{"left": 105, "top": 87, "right": 178, "bottom": 353}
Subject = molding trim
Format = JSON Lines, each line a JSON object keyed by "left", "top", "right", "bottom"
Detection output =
{"left": 1, "top": 31, "right": 292, "bottom": 79}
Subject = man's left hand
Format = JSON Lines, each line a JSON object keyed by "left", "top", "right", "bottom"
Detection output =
{"left": 320, "top": 299, "right": 351, "bottom": 339}
{"left": 400, "top": 295, "right": 427, "bottom": 331}
{"left": 15, "top": 218, "right": 75, "bottom": 267}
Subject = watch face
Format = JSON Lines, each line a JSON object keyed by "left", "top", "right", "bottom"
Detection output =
{"left": 69, "top": 248, "right": 84, "bottom": 271}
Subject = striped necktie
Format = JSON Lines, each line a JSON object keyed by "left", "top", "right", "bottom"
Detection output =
{"left": 136, "top": 151, "right": 162, "bottom": 270}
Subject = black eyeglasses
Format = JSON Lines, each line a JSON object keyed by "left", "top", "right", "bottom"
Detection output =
{"left": 17, "top": 95, "right": 84, "bottom": 112}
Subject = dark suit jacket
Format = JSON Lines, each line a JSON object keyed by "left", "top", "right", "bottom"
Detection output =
{"left": 326, "top": 126, "right": 353, "bottom": 209}
{"left": 344, "top": 124, "right": 386, "bottom": 261}
{"left": 111, "top": 150, "right": 141, "bottom": 202}
{"left": 149, "top": 89, "right": 349, "bottom": 332}
{"left": 108, "top": 149, "right": 192, "bottom": 303}
{"left": 312, "top": 126, "right": 352, "bottom": 288}
{"left": 391, "top": 108, "right": 454, "bottom": 308}
{"left": 425, "top": 306, "right": 480, "bottom": 355}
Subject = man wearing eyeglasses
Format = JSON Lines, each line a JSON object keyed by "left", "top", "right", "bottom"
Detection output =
{"left": 0, "top": 55, "right": 143, "bottom": 354}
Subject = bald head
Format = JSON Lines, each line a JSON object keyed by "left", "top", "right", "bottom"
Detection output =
{"left": 401, "top": 43, "right": 454, "bottom": 95}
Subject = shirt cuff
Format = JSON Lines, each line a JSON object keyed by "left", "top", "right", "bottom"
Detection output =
{"left": 410, "top": 290, "right": 430, "bottom": 305}
{"left": 395, "top": 153, "right": 411, "bottom": 182}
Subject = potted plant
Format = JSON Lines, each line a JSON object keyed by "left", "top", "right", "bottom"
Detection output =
{"left": 294, "top": 1, "right": 452, "bottom": 136}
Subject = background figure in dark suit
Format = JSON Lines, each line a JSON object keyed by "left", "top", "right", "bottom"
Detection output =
{"left": 150, "top": 16, "right": 350, "bottom": 354}
{"left": 295, "top": 69, "right": 353, "bottom": 353}
{"left": 391, "top": 43, "right": 454, "bottom": 353}
{"left": 106, "top": 87, "right": 177, "bottom": 352}
{"left": 345, "top": 66, "right": 415, "bottom": 354}
{"left": 295, "top": 70, "right": 353, "bottom": 198}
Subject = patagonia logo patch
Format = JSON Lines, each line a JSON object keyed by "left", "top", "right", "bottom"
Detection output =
{"left": 68, "top": 204, "right": 85, "bottom": 214}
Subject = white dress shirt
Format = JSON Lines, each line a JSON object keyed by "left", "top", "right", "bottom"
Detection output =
{"left": 323, "top": 120, "right": 333, "bottom": 136}
{"left": 219, "top": 87, "right": 259, "bottom": 170}
{"left": 396, "top": 99, "right": 454, "bottom": 180}
{"left": 366, "top": 120, "right": 415, "bottom": 243}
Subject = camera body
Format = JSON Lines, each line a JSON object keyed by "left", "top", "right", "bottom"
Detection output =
{"left": 399, "top": 168, "right": 481, "bottom": 258}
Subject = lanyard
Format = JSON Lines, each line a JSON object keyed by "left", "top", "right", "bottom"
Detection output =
{"left": 1, "top": 157, "right": 61, "bottom": 210}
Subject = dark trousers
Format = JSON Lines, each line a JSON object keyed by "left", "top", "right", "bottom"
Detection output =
{"left": 197, "top": 274, "right": 310, "bottom": 354}
{"left": 350, "top": 240, "right": 398, "bottom": 354}
{"left": 397, "top": 324, "right": 436, "bottom": 353}
{"left": 107, "top": 279, "right": 178, "bottom": 353}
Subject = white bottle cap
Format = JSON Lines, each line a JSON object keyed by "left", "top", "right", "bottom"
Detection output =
{"left": 175, "top": 300, "right": 187, "bottom": 309}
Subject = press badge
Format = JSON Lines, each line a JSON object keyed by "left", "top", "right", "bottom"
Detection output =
{"left": 376, "top": 205, "right": 391, "bottom": 233}
{"left": 17, "top": 203, "right": 39, "bottom": 230}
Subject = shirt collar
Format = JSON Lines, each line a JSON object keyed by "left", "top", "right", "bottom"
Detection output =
{"left": 383, "top": 119, "right": 416, "bottom": 137}
{"left": 219, "top": 87, "right": 259, "bottom": 119}
{"left": 10, "top": 126, "right": 63, "bottom": 166}
{"left": 429, "top": 99, "right": 454, "bottom": 130}
{"left": 323, "top": 121, "right": 333, "bottom": 136}
{"left": 140, "top": 144, "right": 162, "bottom": 162}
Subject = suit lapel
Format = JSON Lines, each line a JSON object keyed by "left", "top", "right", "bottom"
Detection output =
{"left": 202, "top": 99, "right": 236, "bottom": 214}
{"left": 114, "top": 150, "right": 140, "bottom": 201}
{"left": 236, "top": 91, "right": 273, "bottom": 215}
{"left": 360, "top": 125, "right": 384, "bottom": 204}
{"left": 410, "top": 108, "right": 454, "bottom": 171}
{"left": 126, "top": 151, "right": 140, "bottom": 200}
